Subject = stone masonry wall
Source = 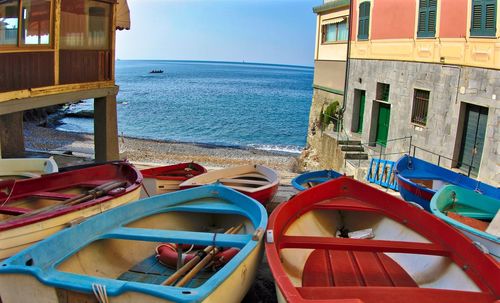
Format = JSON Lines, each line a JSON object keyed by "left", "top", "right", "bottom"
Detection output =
{"left": 344, "top": 59, "right": 499, "bottom": 186}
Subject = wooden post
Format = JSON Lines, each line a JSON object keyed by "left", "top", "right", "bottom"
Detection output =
{"left": 0, "top": 112, "right": 25, "bottom": 158}
{"left": 94, "top": 94, "right": 119, "bottom": 162}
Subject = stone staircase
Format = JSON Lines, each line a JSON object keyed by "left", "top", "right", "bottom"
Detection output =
{"left": 338, "top": 140, "right": 368, "bottom": 160}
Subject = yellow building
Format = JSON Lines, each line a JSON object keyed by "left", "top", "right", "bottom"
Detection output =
{"left": 0, "top": 0, "right": 130, "bottom": 161}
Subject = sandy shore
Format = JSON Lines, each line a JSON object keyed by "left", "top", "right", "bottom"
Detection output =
{"left": 24, "top": 123, "right": 300, "bottom": 174}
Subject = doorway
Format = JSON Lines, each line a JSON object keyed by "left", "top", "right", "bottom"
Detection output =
{"left": 457, "top": 103, "right": 488, "bottom": 176}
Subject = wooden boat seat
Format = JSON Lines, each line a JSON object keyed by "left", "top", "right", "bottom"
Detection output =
{"left": 225, "top": 184, "right": 262, "bottom": 192}
{"left": 30, "top": 192, "right": 79, "bottom": 200}
{"left": 280, "top": 236, "right": 449, "bottom": 256}
{"left": 313, "top": 197, "right": 382, "bottom": 212}
{"left": 302, "top": 249, "right": 418, "bottom": 287}
{"left": 218, "top": 178, "right": 268, "bottom": 186}
{"left": 107, "top": 227, "right": 250, "bottom": 248}
{"left": 0, "top": 206, "right": 30, "bottom": 216}
{"left": 447, "top": 212, "right": 489, "bottom": 231}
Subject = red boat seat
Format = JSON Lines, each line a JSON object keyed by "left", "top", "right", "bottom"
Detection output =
{"left": 0, "top": 206, "right": 30, "bottom": 216}
{"left": 302, "top": 249, "right": 418, "bottom": 287}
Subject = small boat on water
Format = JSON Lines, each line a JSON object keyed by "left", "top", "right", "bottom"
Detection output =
{"left": 266, "top": 177, "right": 500, "bottom": 303}
{"left": 0, "top": 162, "right": 142, "bottom": 259}
{"left": 180, "top": 164, "right": 279, "bottom": 205}
{"left": 150, "top": 69, "right": 164, "bottom": 74}
{"left": 0, "top": 184, "right": 267, "bottom": 303}
{"left": 431, "top": 185, "right": 500, "bottom": 261}
{"left": 0, "top": 157, "right": 58, "bottom": 180}
{"left": 140, "top": 162, "right": 207, "bottom": 197}
{"left": 395, "top": 155, "right": 499, "bottom": 210}
{"left": 291, "top": 169, "right": 342, "bottom": 191}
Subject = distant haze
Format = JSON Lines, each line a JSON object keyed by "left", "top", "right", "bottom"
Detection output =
{"left": 116, "top": 0, "right": 322, "bottom": 67}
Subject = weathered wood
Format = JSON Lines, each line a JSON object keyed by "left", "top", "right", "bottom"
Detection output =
{"left": 94, "top": 95, "right": 119, "bottom": 161}
{"left": 0, "top": 52, "right": 55, "bottom": 93}
{"left": 0, "top": 112, "right": 25, "bottom": 158}
{"left": 0, "top": 85, "right": 117, "bottom": 116}
{"left": 59, "top": 50, "right": 112, "bottom": 85}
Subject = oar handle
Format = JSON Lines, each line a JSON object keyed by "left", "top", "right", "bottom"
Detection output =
{"left": 161, "top": 224, "right": 243, "bottom": 286}
{"left": 174, "top": 224, "right": 244, "bottom": 287}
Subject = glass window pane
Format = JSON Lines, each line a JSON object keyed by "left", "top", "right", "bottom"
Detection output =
{"left": 325, "top": 24, "right": 337, "bottom": 42}
{"left": 0, "top": 0, "right": 19, "bottom": 46}
{"left": 337, "top": 21, "right": 348, "bottom": 41}
{"left": 21, "top": 0, "right": 51, "bottom": 45}
{"left": 61, "top": 0, "right": 110, "bottom": 49}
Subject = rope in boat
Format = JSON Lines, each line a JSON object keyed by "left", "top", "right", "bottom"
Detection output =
{"left": 0, "top": 180, "right": 16, "bottom": 208}
{"left": 92, "top": 283, "right": 109, "bottom": 303}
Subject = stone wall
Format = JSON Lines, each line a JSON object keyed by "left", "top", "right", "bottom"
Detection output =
{"left": 344, "top": 59, "right": 499, "bottom": 186}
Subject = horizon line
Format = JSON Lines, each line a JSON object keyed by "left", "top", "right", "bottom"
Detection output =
{"left": 115, "top": 59, "right": 314, "bottom": 69}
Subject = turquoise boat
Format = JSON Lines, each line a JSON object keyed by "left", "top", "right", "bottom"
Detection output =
{"left": 291, "top": 169, "right": 342, "bottom": 191}
{"left": 0, "top": 184, "right": 267, "bottom": 303}
{"left": 431, "top": 185, "right": 500, "bottom": 261}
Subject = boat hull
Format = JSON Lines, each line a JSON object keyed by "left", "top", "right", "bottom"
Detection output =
{"left": 291, "top": 170, "right": 342, "bottom": 191}
{"left": 395, "top": 155, "right": 500, "bottom": 211}
{"left": 0, "top": 157, "right": 58, "bottom": 180}
{"left": 266, "top": 177, "right": 500, "bottom": 303}
{"left": 0, "top": 185, "right": 267, "bottom": 302}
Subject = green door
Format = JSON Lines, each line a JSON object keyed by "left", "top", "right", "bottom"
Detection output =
{"left": 376, "top": 103, "right": 390, "bottom": 146}
{"left": 357, "top": 91, "right": 366, "bottom": 133}
{"left": 458, "top": 104, "right": 488, "bottom": 176}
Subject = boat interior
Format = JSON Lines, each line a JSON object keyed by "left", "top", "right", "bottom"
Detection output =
{"left": 409, "top": 178, "right": 449, "bottom": 191}
{"left": 0, "top": 179, "right": 125, "bottom": 221}
{"left": 276, "top": 200, "right": 495, "bottom": 301}
{"left": 57, "top": 205, "right": 255, "bottom": 289}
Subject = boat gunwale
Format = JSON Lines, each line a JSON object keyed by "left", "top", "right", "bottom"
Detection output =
{"left": 0, "top": 184, "right": 267, "bottom": 302}
{"left": 140, "top": 162, "right": 207, "bottom": 181}
{"left": 265, "top": 176, "right": 500, "bottom": 302}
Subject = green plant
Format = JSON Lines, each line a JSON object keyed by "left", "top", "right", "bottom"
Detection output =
{"left": 320, "top": 101, "right": 339, "bottom": 130}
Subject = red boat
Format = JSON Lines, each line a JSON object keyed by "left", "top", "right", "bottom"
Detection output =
{"left": 180, "top": 164, "right": 279, "bottom": 205}
{"left": 266, "top": 176, "right": 499, "bottom": 303}
{"left": 140, "top": 162, "right": 206, "bottom": 197}
{"left": 0, "top": 162, "right": 142, "bottom": 259}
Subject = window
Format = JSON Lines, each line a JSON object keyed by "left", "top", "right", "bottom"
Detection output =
{"left": 470, "top": 0, "right": 496, "bottom": 37}
{"left": 376, "top": 83, "right": 390, "bottom": 101}
{"left": 61, "top": 0, "right": 111, "bottom": 49}
{"left": 412, "top": 89, "right": 430, "bottom": 126}
{"left": 358, "top": 1, "right": 370, "bottom": 40}
{"left": 321, "top": 18, "right": 348, "bottom": 43}
{"left": 417, "top": 0, "right": 437, "bottom": 38}
{"left": 0, "top": 0, "right": 50, "bottom": 47}
{"left": 0, "top": 0, "right": 19, "bottom": 45}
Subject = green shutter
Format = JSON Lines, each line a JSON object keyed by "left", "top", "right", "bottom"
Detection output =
{"left": 358, "top": 2, "right": 370, "bottom": 40}
{"left": 470, "top": 0, "right": 496, "bottom": 37}
{"left": 417, "top": 0, "right": 437, "bottom": 38}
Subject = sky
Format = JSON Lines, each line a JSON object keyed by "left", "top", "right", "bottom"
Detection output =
{"left": 116, "top": 0, "right": 322, "bottom": 67}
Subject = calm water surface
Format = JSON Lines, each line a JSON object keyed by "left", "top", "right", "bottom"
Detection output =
{"left": 58, "top": 60, "right": 313, "bottom": 154}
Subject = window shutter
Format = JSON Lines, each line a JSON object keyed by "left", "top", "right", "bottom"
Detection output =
{"left": 417, "top": 0, "right": 436, "bottom": 38}
{"left": 358, "top": 2, "right": 370, "bottom": 40}
{"left": 471, "top": 0, "right": 496, "bottom": 36}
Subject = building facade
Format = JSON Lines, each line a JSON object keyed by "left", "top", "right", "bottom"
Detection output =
{"left": 303, "top": 0, "right": 350, "bottom": 169}
{"left": 341, "top": 0, "right": 499, "bottom": 185}
{"left": 0, "top": 0, "right": 130, "bottom": 160}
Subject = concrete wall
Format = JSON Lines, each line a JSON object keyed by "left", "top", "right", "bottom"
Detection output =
{"left": 313, "top": 60, "right": 347, "bottom": 92}
{"left": 344, "top": 59, "right": 499, "bottom": 186}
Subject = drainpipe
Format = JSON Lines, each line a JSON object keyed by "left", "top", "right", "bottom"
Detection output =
{"left": 340, "top": 0, "right": 354, "bottom": 130}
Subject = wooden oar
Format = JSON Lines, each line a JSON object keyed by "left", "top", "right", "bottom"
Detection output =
{"left": 2, "top": 180, "right": 127, "bottom": 222}
{"left": 161, "top": 224, "right": 243, "bottom": 286}
{"left": 174, "top": 224, "right": 244, "bottom": 287}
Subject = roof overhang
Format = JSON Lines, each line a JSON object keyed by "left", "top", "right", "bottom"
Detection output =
{"left": 313, "top": 0, "right": 350, "bottom": 14}
{"left": 116, "top": 0, "right": 130, "bottom": 31}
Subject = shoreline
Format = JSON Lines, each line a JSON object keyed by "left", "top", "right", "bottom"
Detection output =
{"left": 24, "top": 123, "right": 301, "bottom": 174}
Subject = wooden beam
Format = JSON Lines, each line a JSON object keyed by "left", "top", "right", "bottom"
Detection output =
{"left": 0, "top": 86, "right": 118, "bottom": 116}
{"left": 94, "top": 94, "right": 119, "bottom": 162}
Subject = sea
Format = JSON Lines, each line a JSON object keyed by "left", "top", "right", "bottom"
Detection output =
{"left": 58, "top": 60, "right": 314, "bottom": 154}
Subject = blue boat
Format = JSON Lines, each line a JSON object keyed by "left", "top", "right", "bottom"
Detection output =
{"left": 291, "top": 169, "right": 342, "bottom": 191}
{"left": 431, "top": 185, "right": 500, "bottom": 261}
{"left": 395, "top": 155, "right": 499, "bottom": 211}
{"left": 0, "top": 184, "right": 267, "bottom": 303}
